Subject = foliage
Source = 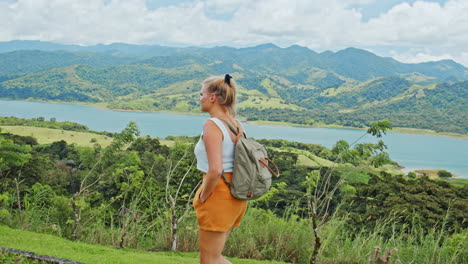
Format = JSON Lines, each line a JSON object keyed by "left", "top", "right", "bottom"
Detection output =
{"left": 0, "top": 120, "right": 466, "bottom": 263}
{"left": 438, "top": 169, "right": 453, "bottom": 178}
{"left": 0, "top": 50, "right": 135, "bottom": 75}
{"left": 344, "top": 175, "right": 468, "bottom": 237}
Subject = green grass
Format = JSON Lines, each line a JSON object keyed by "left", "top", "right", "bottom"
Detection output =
{"left": 449, "top": 178, "right": 468, "bottom": 185}
{"left": 0, "top": 225, "right": 288, "bottom": 264}
{"left": 436, "top": 177, "right": 468, "bottom": 187}
{"left": 296, "top": 153, "right": 334, "bottom": 168}
{"left": 0, "top": 126, "right": 113, "bottom": 147}
{"left": 1, "top": 126, "right": 176, "bottom": 148}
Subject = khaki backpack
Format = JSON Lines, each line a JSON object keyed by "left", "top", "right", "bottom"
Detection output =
{"left": 219, "top": 119, "right": 280, "bottom": 200}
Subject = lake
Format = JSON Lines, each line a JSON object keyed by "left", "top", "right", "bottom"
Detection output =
{"left": 1, "top": 99, "right": 467, "bottom": 178}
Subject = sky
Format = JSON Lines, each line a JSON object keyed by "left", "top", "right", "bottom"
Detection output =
{"left": 1, "top": 0, "right": 467, "bottom": 66}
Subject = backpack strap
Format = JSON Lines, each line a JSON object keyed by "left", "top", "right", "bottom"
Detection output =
{"left": 219, "top": 118, "right": 246, "bottom": 142}
{"left": 218, "top": 118, "right": 238, "bottom": 187}
{"left": 218, "top": 118, "right": 238, "bottom": 136}
{"left": 218, "top": 118, "right": 250, "bottom": 186}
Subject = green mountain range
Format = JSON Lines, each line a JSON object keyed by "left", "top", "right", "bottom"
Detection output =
{"left": 0, "top": 40, "right": 467, "bottom": 133}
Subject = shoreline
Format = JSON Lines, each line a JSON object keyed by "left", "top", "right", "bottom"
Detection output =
{"left": 2, "top": 98, "right": 468, "bottom": 140}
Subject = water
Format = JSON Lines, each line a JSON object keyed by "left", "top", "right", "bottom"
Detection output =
{"left": 1, "top": 99, "right": 467, "bottom": 178}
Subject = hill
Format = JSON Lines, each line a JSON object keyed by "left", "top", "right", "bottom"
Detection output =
{"left": 0, "top": 50, "right": 136, "bottom": 76}
{"left": 0, "top": 41, "right": 467, "bottom": 134}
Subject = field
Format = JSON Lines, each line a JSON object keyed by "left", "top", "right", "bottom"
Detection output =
{"left": 1, "top": 126, "right": 113, "bottom": 147}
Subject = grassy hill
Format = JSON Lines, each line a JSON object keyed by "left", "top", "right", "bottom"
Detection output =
{"left": 0, "top": 126, "right": 113, "bottom": 147}
{"left": 0, "top": 225, "right": 286, "bottom": 264}
{"left": 0, "top": 50, "right": 136, "bottom": 75}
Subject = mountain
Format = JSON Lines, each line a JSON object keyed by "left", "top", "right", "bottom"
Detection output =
{"left": 1, "top": 40, "right": 466, "bottom": 82}
{"left": 0, "top": 40, "right": 192, "bottom": 59}
{"left": 0, "top": 40, "right": 82, "bottom": 52}
{"left": 0, "top": 40, "right": 467, "bottom": 133}
{"left": 319, "top": 47, "right": 468, "bottom": 82}
{"left": 405, "top": 60, "right": 468, "bottom": 81}
{"left": 0, "top": 50, "right": 137, "bottom": 75}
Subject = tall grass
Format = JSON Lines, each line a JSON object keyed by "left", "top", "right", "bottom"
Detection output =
{"left": 1, "top": 204, "right": 466, "bottom": 263}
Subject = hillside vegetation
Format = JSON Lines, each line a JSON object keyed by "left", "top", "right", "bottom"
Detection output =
{"left": 0, "top": 41, "right": 467, "bottom": 134}
{"left": 0, "top": 121, "right": 466, "bottom": 263}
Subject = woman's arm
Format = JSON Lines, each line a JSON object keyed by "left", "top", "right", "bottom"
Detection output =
{"left": 199, "top": 120, "right": 223, "bottom": 203}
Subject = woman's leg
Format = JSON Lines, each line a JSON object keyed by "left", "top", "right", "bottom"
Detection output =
{"left": 199, "top": 229, "right": 232, "bottom": 264}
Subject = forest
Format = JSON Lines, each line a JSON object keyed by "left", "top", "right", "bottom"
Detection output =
{"left": 0, "top": 118, "right": 466, "bottom": 263}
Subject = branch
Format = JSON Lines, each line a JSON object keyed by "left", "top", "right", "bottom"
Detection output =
{"left": 175, "top": 158, "right": 195, "bottom": 200}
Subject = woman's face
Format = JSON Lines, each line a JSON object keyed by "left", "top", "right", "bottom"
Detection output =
{"left": 199, "top": 85, "right": 211, "bottom": 112}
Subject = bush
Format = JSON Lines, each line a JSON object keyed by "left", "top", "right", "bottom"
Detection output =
{"left": 438, "top": 170, "right": 452, "bottom": 178}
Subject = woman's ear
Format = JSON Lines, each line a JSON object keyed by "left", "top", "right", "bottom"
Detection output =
{"left": 210, "top": 94, "right": 216, "bottom": 103}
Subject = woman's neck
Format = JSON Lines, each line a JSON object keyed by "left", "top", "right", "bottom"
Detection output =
{"left": 209, "top": 108, "right": 231, "bottom": 120}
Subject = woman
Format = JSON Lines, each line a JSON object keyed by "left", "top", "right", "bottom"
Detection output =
{"left": 193, "top": 74, "right": 247, "bottom": 264}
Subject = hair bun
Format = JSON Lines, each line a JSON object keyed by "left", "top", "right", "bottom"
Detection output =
{"left": 224, "top": 74, "right": 232, "bottom": 85}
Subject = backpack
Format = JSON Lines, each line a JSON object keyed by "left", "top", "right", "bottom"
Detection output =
{"left": 219, "top": 119, "right": 280, "bottom": 200}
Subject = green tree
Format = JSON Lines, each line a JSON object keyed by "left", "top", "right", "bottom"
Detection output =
{"left": 69, "top": 122, "right": 140, "bottom": 241}
{"left": 306, "top": 120, "right": 393, "bottom": 264}
{"left": 438, "top": 170, "right": 452, "bottom": 178}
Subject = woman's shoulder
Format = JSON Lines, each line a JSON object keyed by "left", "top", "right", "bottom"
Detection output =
{"left": 204, "top": 117, "right": 221, "bottom": 126}
{"left": 203, "top": 118, "right": 222, "bottom": 132}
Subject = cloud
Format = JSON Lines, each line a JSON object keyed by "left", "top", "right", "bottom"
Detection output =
{"left": 361, "top": 1, "right": 468, "bottom": 47}
{"left": 390, "top": 48, "right": 455, "bottom": 64}
{"left": 0, "top": 0, "right": 466, "bottom": 66}
{"left": 359, "top": 0, "right": 468, "bottom": 66}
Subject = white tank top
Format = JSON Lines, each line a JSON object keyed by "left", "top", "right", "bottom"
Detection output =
{"left": 194, "top": 118, "right": 241, "bottom": 173}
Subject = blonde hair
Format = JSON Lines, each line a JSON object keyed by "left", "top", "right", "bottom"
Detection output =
{"left": 202, "top": 75, "right": 237, "bottom": 117}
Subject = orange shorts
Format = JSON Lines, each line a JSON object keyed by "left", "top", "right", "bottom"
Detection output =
{"left": 193, "top": 173, "right": 247, "bottom": 232}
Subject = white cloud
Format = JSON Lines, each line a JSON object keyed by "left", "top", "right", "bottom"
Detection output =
{"left": 0, "top": 0, "right": 467, "bottom": 66}
{"left": 391, "top": 49, "right": 454, "bottom": 64}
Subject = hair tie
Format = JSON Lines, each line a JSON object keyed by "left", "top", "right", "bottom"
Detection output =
{"left": 224, "top": 74, "right": 232, "bottom": 85}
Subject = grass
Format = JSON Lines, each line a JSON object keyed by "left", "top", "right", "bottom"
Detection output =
{"left": 435, "top": 177, "right": 468, "bottom": 187}
{"left": 448, "top": 178, "right": 468, "bottom": 185}
{"left": 296, "top": 153, "right": 334, "bottom": 168}
{"left": 414, "top": 169, "right": 452, "bottom": 179}
{"left": 0, "top": 126, "right": 113, "bottom": 147}
{"left": 238, "top": 97, "right": 303, "bottom": 110}
{"left": 1, "top": 125, "right": 176, "bottom": 148}
{"left": 1, "top": 207, "right": 466, "bottom": 264}
{"left": 0, "top": 225, "right": 288, "bottom": 264}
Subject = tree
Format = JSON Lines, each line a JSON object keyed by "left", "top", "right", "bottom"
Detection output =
{"left": 345, "top": 175, "right": 468, "bottom": 236}
{"left": 164, "top": 142, "right": 200, "bottom": 251}
{"left": 437, "top": 170, "right": 452, "bottom": 178}
{"left": 69, "top": 122, "right": 140, "bottom": 241}
{"left": 0, "top": 135, "right": 32, "bottom": 179}
{"left": 306, "top": 120, "right": 392, "bottom": 264}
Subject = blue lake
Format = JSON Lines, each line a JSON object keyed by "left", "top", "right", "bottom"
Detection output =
{"left": 1, "top": 99, "right": 467, "bottom": 178}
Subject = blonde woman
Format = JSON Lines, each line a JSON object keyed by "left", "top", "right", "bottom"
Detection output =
{"left": 193, "top": 74, "right": 247, "bottom": 264}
